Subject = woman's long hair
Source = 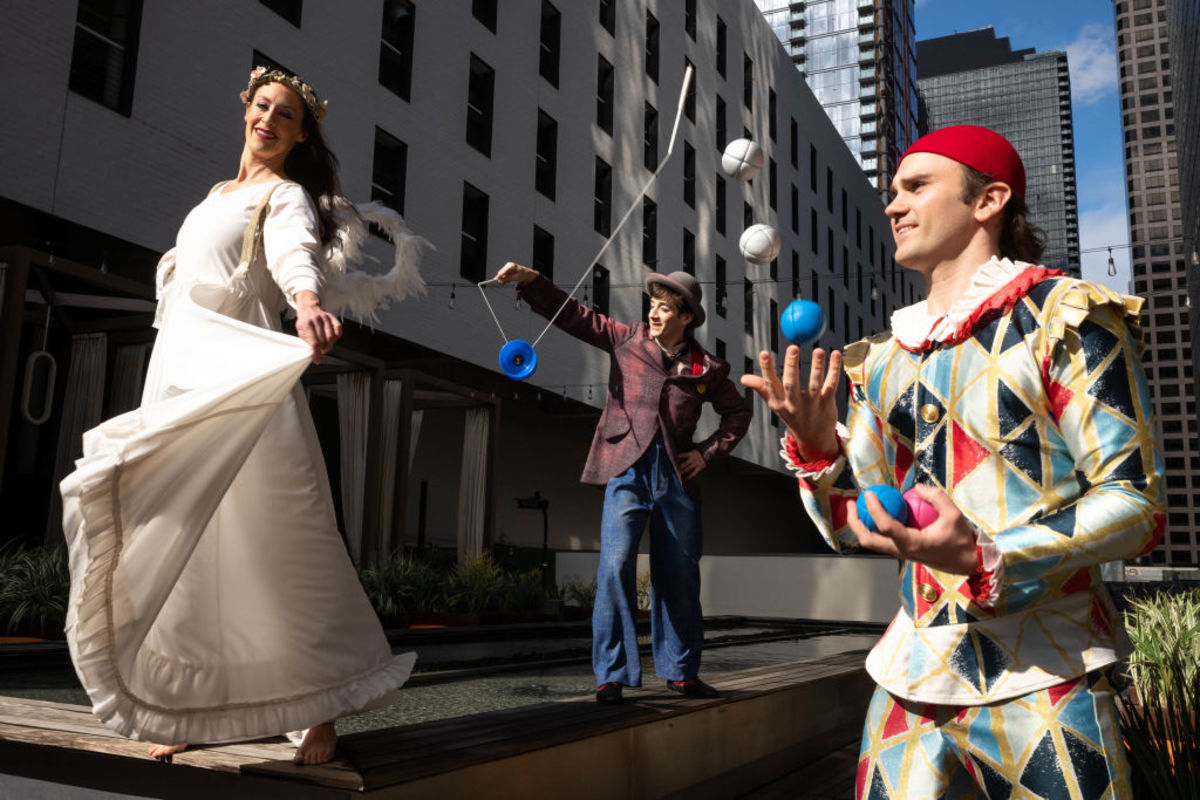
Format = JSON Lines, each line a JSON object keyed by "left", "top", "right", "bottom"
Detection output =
{"left": 962, "top": 166, "right": 1046, "bottom": 265}
{"left": 250, "top": 81, "right": 343, "bottom": 247}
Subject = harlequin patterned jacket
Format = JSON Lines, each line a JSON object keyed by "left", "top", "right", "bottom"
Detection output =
{"left": 785, "top": 257, "right": 1165, "bottom": 705}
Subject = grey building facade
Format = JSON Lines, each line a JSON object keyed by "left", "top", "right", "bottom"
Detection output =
{"left": 755, "top": 0, "right": 920, "bottom": 196}
{"left": 1115, "top": 0, "right": 1197, "bottom": 566}
{"left": 916, "top": 28, "right": 1081, "bottom": 278}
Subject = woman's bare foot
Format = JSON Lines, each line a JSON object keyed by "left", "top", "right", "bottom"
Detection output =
{"left": 293, "top": 721, "right": 336, "bottom": 765}
{"left": 147, "top": 742, "right": 188, "bottom": 762}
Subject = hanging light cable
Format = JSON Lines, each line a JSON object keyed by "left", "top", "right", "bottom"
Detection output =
{"left": 1107, "top": 247, "right": 1117, "bottom": 277}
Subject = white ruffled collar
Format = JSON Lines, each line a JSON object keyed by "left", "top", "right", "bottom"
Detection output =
{"left": 889, "top": 257, "right": 1035, "bottom": 349}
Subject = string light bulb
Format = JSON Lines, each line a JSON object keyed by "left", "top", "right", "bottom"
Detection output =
{"left": 449, "top": 283, "right": 456, "bottom": 309}
{"left": 870, "top": 282, "right": 879, "bottom": 301}
{"left": 1107, "top": 247, "right": 1117, "bottom": 277}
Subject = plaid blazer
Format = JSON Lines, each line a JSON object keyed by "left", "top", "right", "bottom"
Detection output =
{"left": 519, "top": 275, "right": 750, "bottom": 492}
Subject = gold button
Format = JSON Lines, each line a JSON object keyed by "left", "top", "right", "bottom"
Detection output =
{"left": 918, "top": 584, "right": 939, "bottom": 603}
{"left": 920, "top": 404, "right": 940, "bottom": 424}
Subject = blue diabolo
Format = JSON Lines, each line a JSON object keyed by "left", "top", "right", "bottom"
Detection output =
{"left": 780, "top": 299, "right": 826, "bottom": 346}
{"left": 499, "top": 339, "right": 538, "bottom": 381}
{"left": 856, "top": 485, "right": 908, "bottom": 532}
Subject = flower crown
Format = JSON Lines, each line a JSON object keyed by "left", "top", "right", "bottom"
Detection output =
{"left": 240, "top": 66, "right": 328, "bottom": 122}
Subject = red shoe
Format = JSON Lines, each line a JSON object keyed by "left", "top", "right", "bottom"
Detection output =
{"left": 666, "top": 678, "right": 719, "bottom": 698}
{"left": 596, "top": 682, "right": 624, "bottom": 704}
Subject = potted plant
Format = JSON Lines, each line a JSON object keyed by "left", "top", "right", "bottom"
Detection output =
{"left": 1118, "top": 588, "right": 1200, "bottom": 798}
{"left": 0, "top": 544, "right": 70, "bottom": 640}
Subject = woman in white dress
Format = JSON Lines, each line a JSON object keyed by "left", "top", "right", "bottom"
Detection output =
{"left": 59, "top": 68, "right": 415, "bottom": 765}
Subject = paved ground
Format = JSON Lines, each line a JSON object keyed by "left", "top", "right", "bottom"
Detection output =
{"left": 740, "top": 741, "right": 859, "bottom": 800}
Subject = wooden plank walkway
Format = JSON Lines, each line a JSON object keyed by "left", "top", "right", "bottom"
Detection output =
{"left": 0, "top": 650, "right": 872, "bottom": 799}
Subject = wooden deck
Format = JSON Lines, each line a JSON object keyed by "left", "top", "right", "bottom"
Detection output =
{"left": 0, "top": 650, "right": 871, "bottom": 799}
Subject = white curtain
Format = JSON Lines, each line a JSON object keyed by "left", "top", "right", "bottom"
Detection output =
{"left": 456, "top": 408, "right": 489, "bottom": 562}
{"left": 107, "top": 342, "right": 150, "bottom": 414}
{"left": 336, "top": 371, "right": 370, "bottom": 565}
{"left": 377, "top": 379, "right": 403, "bottom": 554}
{"left": 46, "top": 332, "right": 107, "bottom": 545}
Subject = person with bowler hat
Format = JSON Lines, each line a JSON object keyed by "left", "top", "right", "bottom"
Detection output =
{"left": 493, "top": 262, "right": 750, "bottom": 704}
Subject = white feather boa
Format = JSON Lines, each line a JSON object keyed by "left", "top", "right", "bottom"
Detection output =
{"left": 320, "top": 200, "right": 430, "bottom": 323}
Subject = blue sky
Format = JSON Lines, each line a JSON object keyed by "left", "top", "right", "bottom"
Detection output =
{"left": 915, "top": 0, "right": 1129, "bottom": 291}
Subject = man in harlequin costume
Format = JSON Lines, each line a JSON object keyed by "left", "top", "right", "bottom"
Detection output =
{"left": 743, "top": 125, "right": 1164, "bottom": 799}
{"left": 493, "top": 262, "right": 751, "bottom": 704}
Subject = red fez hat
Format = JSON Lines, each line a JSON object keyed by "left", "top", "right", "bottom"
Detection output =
{"left": 899, "top": 125, "right": 1026, "bottom": 199}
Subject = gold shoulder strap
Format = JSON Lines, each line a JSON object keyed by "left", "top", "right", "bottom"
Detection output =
{"left": 232, "top": 181, "right": 290, "bottom": 281}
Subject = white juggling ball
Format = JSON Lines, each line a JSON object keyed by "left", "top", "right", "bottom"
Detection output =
{"left": 721, "top": 138, "right": 764, "bottom": 181}
{"left": 739, "top": 224, "right": 781, "bottom": 265}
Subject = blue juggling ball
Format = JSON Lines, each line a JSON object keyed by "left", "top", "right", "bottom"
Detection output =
{"left": 856, "top": 484, "right": 909, "bottom": 532}
{"left": 498, "top": 339, "right": 538, "bottom": 381}
{"left": 780, "top": 299, "right": 827, "bottom": 346}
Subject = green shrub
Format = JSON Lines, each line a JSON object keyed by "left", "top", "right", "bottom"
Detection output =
{"left": 447, "top": 553, "right": 506, "bottom": 614}
{"left": 359, "top": 555, "right": 448, "bottom": 620}
{"left": 560, "top": 576, "right": 598, "bottom": 609}
{"left": 0, "top": 544, "right": 70, "bottom": 639}
{"left": 504, "top": 569, "right": 549, "bottom": 616}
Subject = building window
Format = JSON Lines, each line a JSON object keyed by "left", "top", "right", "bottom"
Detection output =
{"left": 770, "top": 299, "right": 779, "bottom": 352}
{"left": 685, "top": 57, "right": 696, "bottom": 121}
{"left": 791, "top": 251, "right": 800, "bottom": 297}
{"left": 744, "top": 202, "right": 753, "bottom": 230}
{"left": 684, "top": 143, "right": 696, "bottom": 208}
{"left": 594, "top": 157, "right": 612, "bottom": 236}
{"left": 597, "top": 55, "right": 614, "bottom": 134}
{"left": 743, "top": 53, "right": 753, "bottom": 111}
{"left": 715, "top": 95, "right": 727, "bottom": 151}
{"left": 826, "top": 168, "right": 834, "bottom": 212}
{"left": 70, "top": 0, "right": 144, "bottom": 116}
{"left": 790, "top": 119, "right": 798, "bottom": 167}
{"left": 460, "top": 182, "right": 489, "bottom": 282}
{"left": 744, "top": 357, "right": 754, "bottom": 406}
{"left": 539, "top": 1, "right": 561, "bottom": 87}
{"left": 533, "top": 225, "right": 555, "bottom": 281}
{"left": 599, "top": 0, "right": 615, "bottom": 35}
{"left": 744, "top": 279, "right": 754, "bottom": 334}
{"left": 856, "top": 208, "right": 862, "bottom": 248}
{"left": 371, "top": 127, "right": 407, "bottom": 216}
{"left": 810, "top": 145, "right": 817, "bottom": 192}
{"left": 827, "top": 287, "right": 836, "bottom": 334}
{"left": 379, "top": 0, "right": 415, "bottom": 102}
{"left": 683, "top": 229, "right": 696, "bottom": 274}
{"left": 841, "top": 190, "right": 848, "bottom": 231}
{"left": 646, "top": 10, "right": 660, "bottom": 84}
{"left": 769, "top": 159, "right": 777, "bottom": 210}
{"left": 472, "top": 0, "right": 497, "bottom": 32}
{"left": 643, "top": 198, "right": 657, "bottom": 265}
{"left": 535, "top": 110, "right": 557, "bottom": 199}
{"left": 769, "top": 89, "right": 777, "bottom": 141}
{"left": 466, "top": 54, "right": 495, "bottom": 156}
{"left": 716, "top": 175, "right": 727, "bottom": 235}
{"left": 716, "top": 16, "right": 727, "bottom": 78}
{"left": 811, "top": 208, "right": 818, "bottom": 254}
{"left": 685, "top": 0, "right": 696, "bottom": 39}
{"left": 716, "top": 338, "right": 726, "bottom": 360}
{"left": 827, "top": 229, "right": 834, "bottom": 271}
{"left": 791, "top": 186, "right": 799, "bottom": 234}
{"left": 260, "top": 0, "right": 301, "bottom": 26}
{"left": 644, "top": 102, "right": 659, "bottom": 169}
{"left": 593, "top": 265, "right": 610, "bottom": 314}
{"left": 716, "top": 256, "right": 727, "bottom": 317}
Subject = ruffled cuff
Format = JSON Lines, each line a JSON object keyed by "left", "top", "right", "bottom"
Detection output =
{"left": 779, "top": 423, "right": 848, "bottom": 480}
{"left": 966, "top": 524, "right": 1003, "bottom": 609}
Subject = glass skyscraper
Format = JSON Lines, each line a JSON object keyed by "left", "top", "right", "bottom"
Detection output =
{"left": 916, "top": 29, "right": 1081, "bottom": 277}
{"left": 755, "top": 0, "right": 920, "bottom": 196}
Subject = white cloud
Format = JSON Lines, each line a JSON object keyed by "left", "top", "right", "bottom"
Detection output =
{"left": 1078, "top": 202, "right": 1131, "bottom": 294}
{"left": 1062, "top": 23, "right": 1118, "bottom": 106}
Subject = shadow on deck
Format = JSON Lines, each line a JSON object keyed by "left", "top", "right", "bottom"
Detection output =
{"left": 0, "top": 650, "right": 871, "bottom": 799}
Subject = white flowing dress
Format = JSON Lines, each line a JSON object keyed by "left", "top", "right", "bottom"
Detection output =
{"left": 60, "top": 181, "right": 415, "bottom": 744}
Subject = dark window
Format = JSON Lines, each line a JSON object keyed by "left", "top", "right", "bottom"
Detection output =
{"left": 371, "top": 127, "right": 407, "bottom": 216}
{"left": 684, "top": 58, "right": 696, "bottom": 121}
{"left": 716, "top": 16, "right": 727, "bottom": 78}
{"left": 716, "top": 256, "right": 727, "bottom": 317}
{"left": 810, "top": 208, "right": 818, "bottom": 253}
{"left": 743, "top": 53, "right": 753, "bottom": 110}
{"left": 841, "top": 190, "right": 848, "bottom": 230}
{"left": 599, "top": 0, "right": 615, "bottom": 35}
{"left": 716, "top": 175, "right": 727, "bottom": 235}
{"left": 791, "top": 251, "right": 800, "bottom": 297}
{"left": 744, "top": 279, "right": 753, "bottom": 334}
{"left": 790, "top": 119, "right": 798, "bottom": 167}
{"left": 715, "top": 96, "right": 727, "bottom": 151}
{"left": 827, "top": 228, "right": 834, "bottom": 270}
{"left": 684, "top": 143, "right": 696, "bottom": 207}
{"left": 769, "top": 89, "right": 777, "bottom": 141}
{"left": 716, "top": 338, "right": 726, "bottom": 359}
{"left": 646, "top": 11, "right": 660, "bottom": 83}
{"left": 460, "top": 182, "right": 489, "bottom": 282}
{"left": 769, "top": 159, "right": 777, "bottom": 210}
{"left": 539, "top": 1, "right": 560, "bottom": 86}
{"left": 533, "top": 225, "right": 555, "bottom": 280}
{"left": 597, "top": 55, "right": 614, "bottom": 134}
{"left": 535, "top": 110, "right": 557, "bottom": 199}
{"left": 744, "top": 202, "right": 753, "bottom": 230}
{"left": 791, "top": 186, "right": 799, "bottom": 233}
{"left": 260, "top": 0, "right": 301, "bottom": 26}
{"left": 683, "top": 229, "right": 696, "bottom": 274}
{"left": 379, "top": 0, "right": 415, "bottom": 101}
{"left": 644, "top": 102, "right": 659, "bottom": 169}
{"left": 252, "top": 49, "right": 291, "bottom": 75}
{"left": 744, "top": 357, "right": 754, "bottom": 406}
{"left": 827, "top": 287, "right": 835, "bottom": 334}
{"left": 770, "top": 299, "right": 779, "bottom": 352}
{"left": 856, "top": 208, "right": 862, "bottom": 248}
{"left": 593, "top": 265, "right": 610, "bottom": 314}
{"left": 70, "top": 0, "right": 144, "bottom": 115}
{"left": 594, "top": 157, "right": 612, "bottom": 236}
{"left": 826, "top": 168, "right": 834, "bottom": 211}
{"left": 472, "top": 0, "right": 497, "bottom": 31}
{"left": 466, "top": 54, "right": 495, "bottom": 156}
{"left": 810, "top": 145, "right": 817, "bottom": 191}
{"left": 685, "top": 0, "right": 696, "bottom": 39}
{"left": 643, "top": 198, "right": 657, "bottom": 265}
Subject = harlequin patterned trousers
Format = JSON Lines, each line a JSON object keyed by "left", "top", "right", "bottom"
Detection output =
{"left": 856, "top": 671, "right": 1132, "bottom": 800}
